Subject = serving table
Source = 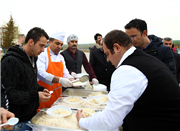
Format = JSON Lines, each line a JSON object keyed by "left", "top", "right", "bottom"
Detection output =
{"left": 27, "top": 89, "right": 108, "bottom": 131}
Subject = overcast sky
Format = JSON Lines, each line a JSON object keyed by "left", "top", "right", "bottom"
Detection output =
{"left": 0, "top": 0, "right": 179, "bottom": 44}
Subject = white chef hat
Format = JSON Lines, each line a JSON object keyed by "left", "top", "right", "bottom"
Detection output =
{"left": 67, "top": 34, "right": 79, "bottom": 43}
{"left": 50, "top": 30, "right": 65, "bottom": 42}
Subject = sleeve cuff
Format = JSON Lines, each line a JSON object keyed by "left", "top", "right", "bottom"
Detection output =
{"left": 65, "top": 74, "right": 74, "bottom": 79}
{"left": 45, "top": 74, "right": 54, "bottom": 85}
{"left": 38, "top": 85, "right": 45, "bottom": 91}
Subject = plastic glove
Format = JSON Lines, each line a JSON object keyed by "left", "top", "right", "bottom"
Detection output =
{"left": 59, "top": 77, "right": 73, "bottom": 87}
{"left": 92, "top": 78, "right": 99, "bottom": 86}
{"left": 71, "top": 72, "right": 78, "bottom": 78}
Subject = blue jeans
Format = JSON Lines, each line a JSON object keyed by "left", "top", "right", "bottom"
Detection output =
{"left": 2, "top": 121, "right": 32, "bottom": 131}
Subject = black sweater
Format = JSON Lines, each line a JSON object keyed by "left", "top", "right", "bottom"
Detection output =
{"left": 1, "top": 45, "right": 45, "bottom": 122}
{"left": 122, "top": 49, "right": 180, "bottom": 131}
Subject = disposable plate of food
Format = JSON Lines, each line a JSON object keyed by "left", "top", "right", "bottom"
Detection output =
{"left": 97, "top": 95, "right": 108, "bottom": 105}
{"left": 82, "top": 108, "right": 96, "bottom": 118}
{"left": 63, "top": 96, "right": 84, "bottom": 104}
{"left": 86, "top": 97, "right": 101, "bottom": 106}
{"left": 72, "top": 80, "right": 87, "bottom": 87}
{"left": 46, "top": 105, "right": 72, "bottom": 117}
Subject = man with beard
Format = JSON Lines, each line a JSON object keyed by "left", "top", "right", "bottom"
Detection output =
{"left": 36, "top": 30, "right": 74, "bottom": 112}
{"left": 61, "top": 34, "right": 99, "bottom": 85}
{"left": 124, "top": 18, "right": 176, "bottom": 77}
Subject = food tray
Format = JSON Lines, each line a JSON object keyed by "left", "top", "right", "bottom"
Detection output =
{"left": 62, "top": 89, "right": 108, "bottom": 98}
{"left": 27, "top": 108, "right": 87, "bottom": 131}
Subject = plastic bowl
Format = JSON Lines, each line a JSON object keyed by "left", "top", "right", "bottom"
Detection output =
{"left": 63, "top": 96, "right": 84, "bottom": 104}
{"left": 97, "top": 95, "right": 108, "bottom": 105}
{"left": 86, "top": 97, "right": 101, "bottom": 106}
{"left": 46, "top": 105, "right": 72, "bottom": 117}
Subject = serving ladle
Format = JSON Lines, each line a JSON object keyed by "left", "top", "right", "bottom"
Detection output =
{"left": 72, "top": 75, "right": 89, "bottom": 83}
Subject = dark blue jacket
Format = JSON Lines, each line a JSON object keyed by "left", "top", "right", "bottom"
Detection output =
{"left": 173, "top": 51, "right": 180, "bottom": 83}
{"left": 143, "top": 35, "right": 176, "bottom": 76}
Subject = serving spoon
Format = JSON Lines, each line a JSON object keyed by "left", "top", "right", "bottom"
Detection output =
{"left": 0, "top": 117, "right": 19, "bottom": 127}
{"left": 72, "top": 75, "right": 89, "bottom": 83}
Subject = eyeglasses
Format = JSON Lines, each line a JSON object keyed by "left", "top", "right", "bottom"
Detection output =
{"left": 130, "top": 32, "right": 142, "bottom": 40}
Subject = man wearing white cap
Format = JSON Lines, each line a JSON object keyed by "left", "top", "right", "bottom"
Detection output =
{"left": 36, "top": 30, "right": 74, "bottom": 112}
{"left": 61, "top": 34, "right": 99, "bottom": 85}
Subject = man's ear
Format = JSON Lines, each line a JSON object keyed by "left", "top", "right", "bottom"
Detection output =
{"left": 113, "top": 43, "right": 121, "bottom": 52}
{"left": 142, "top": 30, "right": 147, "bottom": 37}
{"left": 48, "top": 40, "right": 52, "bottom": 46}
{"left": 28, "top": 39, "right": 34, "bottom": 46}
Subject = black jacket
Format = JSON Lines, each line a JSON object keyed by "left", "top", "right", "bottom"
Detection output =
{"left": 1, "top": 45, "right": 45, "bottom": 122}
{"left": 90, "top": 48, "right": 116, "bottom": 91}
{"left": 1, "top": 79, "right": 7, "bottom": 109}
{"left": 143, "top": 35, "right": 176, "bottom": 76}
{"left": 89, "top": 45, "right": 98, "bottom": 62}
{"left": 173, "top": 51, "right": 180, "bottom": 83}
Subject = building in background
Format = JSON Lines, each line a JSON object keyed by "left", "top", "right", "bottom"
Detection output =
{"left": 17, "top": 34, "right": 25, "bottom": 45}
{"left": 0, "top": 26, "right": 6, "bottom": 48}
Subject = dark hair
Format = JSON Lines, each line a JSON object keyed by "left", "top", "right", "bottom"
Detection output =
{"left": 49, "top": 38, "right": 55, "bottom": 42}
{"left": 125, "top": 18, "right": 148, "bottom": 34}
{"left": 25, "top": 27, "right": 49, "bottom": 44}
{"left": 104, "top": 30, "right": 132, "bottom": 54}
{"left": 163, "top": 37, "right": 172, "bottom": 41}
{"left": 94, "top": 33, "right": 102, "bottom": 40}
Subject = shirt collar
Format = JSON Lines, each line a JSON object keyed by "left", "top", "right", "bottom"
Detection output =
{"left": 49, "top": 47, "right": 59, "bottom": 56}
{"left": 67, "top": 47, "right": 77, "bottom": 54}
{"left": 94, "top": 43, "right": 100, "bottom": 49}
{"left": 19, "top": 45, "right": 35, "bottom": 67}
{"left": 117, "top": 46, "right": 136, "bottom": 68}
{"left": 137, "top": 38, "right": 152, "bottom": 51}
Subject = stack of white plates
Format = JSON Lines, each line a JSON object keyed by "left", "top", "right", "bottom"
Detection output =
{"left": 93, "top": 84, "right": 107, "bottom": 91}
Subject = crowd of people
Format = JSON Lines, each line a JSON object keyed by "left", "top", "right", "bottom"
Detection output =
{"left": 1, "top": 18, "right": 180, "bottom": 131}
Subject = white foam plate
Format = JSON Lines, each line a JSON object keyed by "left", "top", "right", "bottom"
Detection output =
{"left": 97, "top": 95, "right": 108, "bottom": 105}
{"left": 86, "top": 97, "right": 101, "bottom": 106}
{"left": 63, "top": 96, "right": 84, "bottom": 104}
{"left": 73, "top": 81, "right": 87, "bottom": 87}
{"left": 46, "top": 105, "right": 72, "bottom": 117}
{"left": 82, "top": 110, "right": 95, "bottom": 118}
